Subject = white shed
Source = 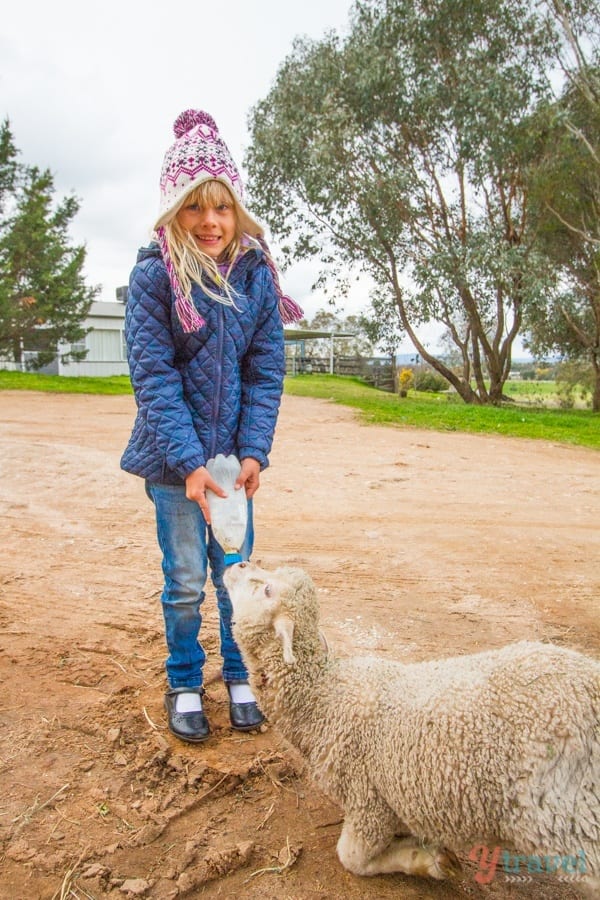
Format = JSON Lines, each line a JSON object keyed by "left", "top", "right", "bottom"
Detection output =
{"left": 58, "top": 300, "right": 128, "bottom": 377}
{"left": 0, "top": 299, "right": 129, "bottom": 376}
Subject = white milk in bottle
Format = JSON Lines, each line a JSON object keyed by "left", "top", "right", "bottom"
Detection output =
{"left": 206, "top": 454, "right": 248, "bottom": 565}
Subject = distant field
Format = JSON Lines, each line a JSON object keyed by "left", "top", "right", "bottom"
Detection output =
{"left": 503, "top": 380, "right": 557, "bottom": 400}
{"left": 502, "top": 379, "right": 592, "bottom": 407}
{"left": 0, "top": 370, "right": 597, "bottom": 450}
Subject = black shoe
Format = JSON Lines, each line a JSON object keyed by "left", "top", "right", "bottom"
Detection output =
{"left": 164, "top": 688, "right": 210, "bottom": 743}
{"left": 226, "top": 683, "right": 266, "bottom": 732}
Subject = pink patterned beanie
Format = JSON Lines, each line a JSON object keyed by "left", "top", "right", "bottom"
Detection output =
{"left": 153, "top": 109, "right": 303, "bottom": 332}
{"left": 154, "top": 110, "right": 261, "bottom": 236}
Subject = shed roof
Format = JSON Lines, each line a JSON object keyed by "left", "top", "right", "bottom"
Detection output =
{"left": 283, "top": 329, "right": 355, "bottom": 341}
{"left": 88, "top": 301, "right": 125, "bottom": 318}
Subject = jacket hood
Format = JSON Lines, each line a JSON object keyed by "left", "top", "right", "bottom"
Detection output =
{"left": 136, "top": 242, "right": 162, "bottom": 264}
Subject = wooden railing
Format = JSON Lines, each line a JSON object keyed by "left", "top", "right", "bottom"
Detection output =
{"left": 286, "top": 356, "right": 395, "bottom": 392}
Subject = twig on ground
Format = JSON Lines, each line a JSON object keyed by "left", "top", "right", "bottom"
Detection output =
{"left": 142, "top": 706, "right": 163, "bottom": 730}
{"left": 244, "top": 835, "right": 301, "bottom": 882}
{"left": 12, "top": 784, "right": 70, "bottom": 827}
{"left": 50, "top": 846, "right": 89, "bottom": 900}
{"left": 165, "top": 771, "right": 234, "bottom": 825}
{"left": 107, "top": 656, "right": 148, "bottom": 683}
{"left": 257, "top": 802, "right": 275, "bottom": 829}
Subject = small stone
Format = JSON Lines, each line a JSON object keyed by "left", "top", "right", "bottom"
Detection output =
{"left": 186, "top": 763, "right": 207, "bottom": 786}
{"left": 167, "top": 754, "right": 186, "bottom": 772}
{"left": 120, "top": 877, "right": 150, "bottom": 895}
{"left": 237, "top": 841, "right": 254, "bottom": 860}
{"left": 81, "top": 863, "right": 109, "bottom": 879}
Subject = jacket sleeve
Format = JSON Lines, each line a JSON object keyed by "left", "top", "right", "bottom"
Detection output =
{"left": 125, "top": 259, "right": 207, "bottom": 479}
{"left": 237, "top": 264, "right": 286, "bottom": 469}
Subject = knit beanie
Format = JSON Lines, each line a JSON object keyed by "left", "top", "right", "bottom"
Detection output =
{"left": 153, "top": 109, "right": 303, "bottom": 332}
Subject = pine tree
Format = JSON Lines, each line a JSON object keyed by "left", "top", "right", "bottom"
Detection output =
{"left": 0, "top": 119, "right": 98, "bottom": 369}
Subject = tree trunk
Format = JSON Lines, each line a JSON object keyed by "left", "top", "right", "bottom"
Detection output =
{"left": 417, "top": 344, "right": 482, "bottom": 403}
{"left": 392, "top": 285, "right": 483, "bottom": 403}
{"left": 10, "top": 336, "right": 21, "bottom": 367}
{"left": 592, "top": 356, "right": 600, "bottom": 413}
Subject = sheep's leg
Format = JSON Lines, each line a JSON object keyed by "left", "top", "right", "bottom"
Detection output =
{"left": 337, "top": 815, "right": 459, "bottom": 880}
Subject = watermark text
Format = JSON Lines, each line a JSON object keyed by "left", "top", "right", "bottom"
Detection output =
{"left": 468, "top": 844, "right": 588, "bottom": 884}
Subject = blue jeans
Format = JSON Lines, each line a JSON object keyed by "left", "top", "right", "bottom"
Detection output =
{"left": 145, "top": 482, "right": 254, "bottom": 689}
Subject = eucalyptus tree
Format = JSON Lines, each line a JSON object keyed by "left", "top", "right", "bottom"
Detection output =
{"left": 302, "top": 308, "right": 375, "bottom": 359}
{"left": 522, "top": 0, "right": 600, "bottom": 410}
{"left": 0, "top": 119, "right": 97, "bottom": 369}
{"left": 246, "top": 0, "right": 576, "bottom": 403}
{"left": 525, "top": 68, "right": 600, "bottom": 410}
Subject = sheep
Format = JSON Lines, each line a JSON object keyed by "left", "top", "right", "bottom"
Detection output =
{"left": 224, "top": 561, "right": 600, "bottom": 888}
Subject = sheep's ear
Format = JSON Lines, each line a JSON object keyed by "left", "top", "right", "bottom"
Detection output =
{"left": 274, "top": 614, "right": 296, "bottom": 665}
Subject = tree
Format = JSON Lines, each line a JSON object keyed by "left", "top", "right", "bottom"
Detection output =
{"left": 0, "top": 119, "right": 98, "bottom": 369}
{"left": 524, "top": 58, "right": 600, "bottom": 409}
{"left": 298, "top": 308, "right": 375, "bottom": 359}
{"left": 246, "top": 0, "right": 592, "bottom": 404}
{"left": 0, "top": 121, "right": 18, "bottom": 217}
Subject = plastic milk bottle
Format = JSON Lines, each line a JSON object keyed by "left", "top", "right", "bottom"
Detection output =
{"left": 206, "top": 454, "right": 248, "bottom": 565}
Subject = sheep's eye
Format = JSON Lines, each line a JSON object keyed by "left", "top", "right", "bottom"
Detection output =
{"left": 264, "top": 584, "right": 272, "bottom": 598}
{"left": 239, "top": 562, "right": 247, "bottom": 568}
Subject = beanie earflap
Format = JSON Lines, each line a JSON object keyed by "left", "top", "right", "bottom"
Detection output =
{"left": 156, "top": 226, "right": 206, "bottom": 333}
{"left": 256, "top": 236, "right": 304, "bottom": 325}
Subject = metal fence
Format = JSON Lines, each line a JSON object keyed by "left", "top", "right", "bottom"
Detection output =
{"left": 285, "top": 355, "right": 395, "bottom": 391}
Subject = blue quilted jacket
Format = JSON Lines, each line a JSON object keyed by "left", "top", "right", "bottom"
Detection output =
{"left": 120, "top": 243, "right": 285, "bottom": 484}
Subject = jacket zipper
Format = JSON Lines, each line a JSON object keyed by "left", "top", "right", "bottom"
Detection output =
{"left": 209, "top": 304, "right": 224, "bottom": 459}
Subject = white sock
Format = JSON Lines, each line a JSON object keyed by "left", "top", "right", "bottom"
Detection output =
{"left": 228, "top": 682, "right": 256, "bottom": 704}
{"left": 175, "top": 691, "right": 203, "bottom": 713}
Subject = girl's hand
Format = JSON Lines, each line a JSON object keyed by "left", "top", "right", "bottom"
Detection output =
{"left": 185, "top": 466, "right": 226, "bottom": 523}
{"left": 236, "top": 457, "right": 261, "bottom": 499}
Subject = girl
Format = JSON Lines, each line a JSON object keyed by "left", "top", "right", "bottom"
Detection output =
{"left": 121, "top": 109, "right": 302, "bottom": 743}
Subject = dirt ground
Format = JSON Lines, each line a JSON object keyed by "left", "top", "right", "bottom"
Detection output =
{"left": 0, "top": 390, "right": 599, "bottom": 900}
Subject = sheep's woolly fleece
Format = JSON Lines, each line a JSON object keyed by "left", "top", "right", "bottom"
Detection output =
{"left": 225, "top": 562, "right": 600, "bottom": 882}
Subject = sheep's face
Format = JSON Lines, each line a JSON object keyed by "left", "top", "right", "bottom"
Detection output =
{"left": 224, "top": 563, "right": 316, "bottom": 665}
{"left": 225, "top": 562, "right": 282, "bottom": 624}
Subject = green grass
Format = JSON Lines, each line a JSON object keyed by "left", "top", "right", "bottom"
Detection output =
{"left": 0, "top": 370, "right": 132, "bottom": 395}
{"left": 284, "top": 374, "right": 600, "bottom": 450}
{"left": 501, "top": 379, "right": 594, "bottom": 408}
{"left": 502, "top": 380, "right": 558, "bottom": 401}
{"left": 1, "top": 369, "right": 597, "bottom": 450}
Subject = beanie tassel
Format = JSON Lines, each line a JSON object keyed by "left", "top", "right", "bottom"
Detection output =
{"left": 278, "top": 294, "right": 305, "bottom": 325}
{"left": 157, "top": 226, "right": 206, "bottom": 333}
{"left": 174, "top": 295, "right": 206, "bottom": 333}
{"left": 256, "top": 236, "right": 304, "bottom": 325}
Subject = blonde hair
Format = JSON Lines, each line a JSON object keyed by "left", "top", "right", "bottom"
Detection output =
{"left": 163, "top": 180, "right": 257, "bottom": 307}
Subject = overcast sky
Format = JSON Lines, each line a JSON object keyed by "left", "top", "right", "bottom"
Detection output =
{"left": 2, "top": 0, "right": 371, "bottom": 318}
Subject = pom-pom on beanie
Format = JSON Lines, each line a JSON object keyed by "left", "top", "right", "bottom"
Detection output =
{"left": 153, "top": 109, "right": 303, "bottom": 331}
